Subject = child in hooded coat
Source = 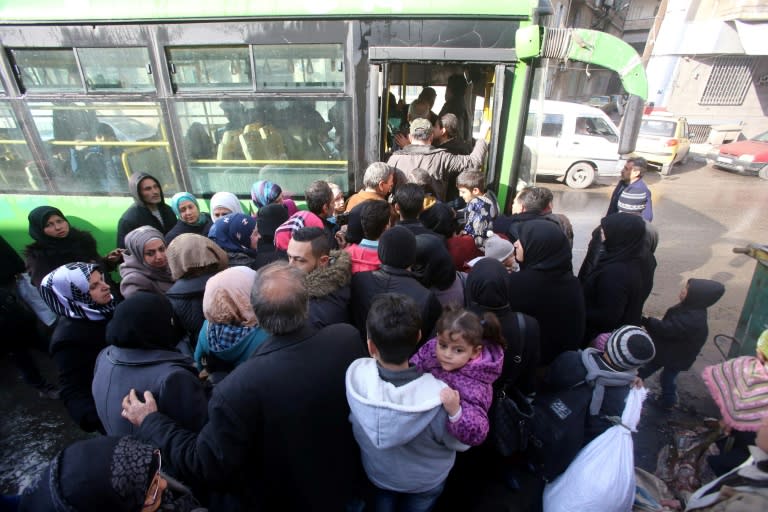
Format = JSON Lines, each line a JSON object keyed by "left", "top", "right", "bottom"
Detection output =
{"left": 638, "top": 278, "right": 725, "bottom": 409}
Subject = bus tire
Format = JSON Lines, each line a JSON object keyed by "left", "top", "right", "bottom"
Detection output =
{"left": 564, "top": 163, "right": 595, "bottom": 189}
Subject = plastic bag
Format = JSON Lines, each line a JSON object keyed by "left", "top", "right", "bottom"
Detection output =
{"left": 543, "top": 387, "right": 648, "bottom": 512}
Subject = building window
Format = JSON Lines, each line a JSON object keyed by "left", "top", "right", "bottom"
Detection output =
{"left": 699, "top": 56, "right": 756, "bottom": 106}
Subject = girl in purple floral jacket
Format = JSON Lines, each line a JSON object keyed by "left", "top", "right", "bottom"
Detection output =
{"left": 411, "top": 306, "right": 505, "bottom": 446}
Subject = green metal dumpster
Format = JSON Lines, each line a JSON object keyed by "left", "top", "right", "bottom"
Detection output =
{"left": 730, "top": 243, "right": 768, "bottom": 357}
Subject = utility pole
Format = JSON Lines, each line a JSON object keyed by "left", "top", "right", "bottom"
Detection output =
{"left": 642, "top": 0, "right": 669, "bottom": 67}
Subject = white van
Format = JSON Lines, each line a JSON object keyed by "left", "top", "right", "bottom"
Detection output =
{"left": 525, "top": 100, "right": 622, "bottom": 188}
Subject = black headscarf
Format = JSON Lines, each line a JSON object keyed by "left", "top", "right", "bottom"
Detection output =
{"left": 106, "top": 291, "right": 180, "bottom": 350}
{"left": 27, "top": 205, "right": 98, "bottom": 255}
{"left": 516, "top": 219, "right": 572, "bottom": 272}
{"left": 465, "top": 258, "right": 511, "bottom": 313}
{"left": 412, "top": 233, "right": 456, "bottom": 290}
{"left": 598, "top": 213, "right": 647, "bottom": 267}
{"left": 419, "top": 202, "right": 457, "bottom": 238}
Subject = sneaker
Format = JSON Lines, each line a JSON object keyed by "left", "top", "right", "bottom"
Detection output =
{"left": 36, "top": 383, "right": 61, "bottom": 400}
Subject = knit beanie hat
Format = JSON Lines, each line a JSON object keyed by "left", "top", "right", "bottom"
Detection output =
{"left": 251, "top": 180, "right": 283, "bottom": 208}
{"left": 617, "top": 189, "right": 648, "bottom": 214}
{"left": 757, "top": 329, "right": 768, "bottom": 360}
{"left": 702, "top": 355, "right": 768, "bottom": 431}
{"left": 605, "top": 325, "right": 656, "bottom": 370}
{"left": 483, "top": 234, "right": 515, "bottom": 262}
{"left": 257, "top": 203, "right": 289, "bottom": 238}
{"left": 378, "top": 226, "right": 417, "bottom": 269}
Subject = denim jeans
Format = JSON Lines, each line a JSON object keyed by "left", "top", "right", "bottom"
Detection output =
{"left": 639, "top": 362, "right": 680, "bottom": 406}
{"left": 373, "top": 481, "right": 446, "bottom": 512}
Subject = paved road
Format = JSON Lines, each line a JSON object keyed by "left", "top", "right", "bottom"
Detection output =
{"left": 1, "top": 161, "right": 766, "bottom": 502}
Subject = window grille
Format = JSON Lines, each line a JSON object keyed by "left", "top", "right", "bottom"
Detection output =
{"left": 699, "top": 56, "right": 756, "bottom": 106}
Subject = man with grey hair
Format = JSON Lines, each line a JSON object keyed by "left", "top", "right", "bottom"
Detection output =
{"left": 387, "top": 118, "right": 490, "bottom": 201}
{"left": 345, "top": 161, "right": 395, "bottom": 212}
{"left": 121, "top": 260, "right": 365, "bottom": 510}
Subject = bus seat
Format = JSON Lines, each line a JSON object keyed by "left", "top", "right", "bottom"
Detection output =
{"left": 122, "top": 146, "right": 178, "bottom": 193}
{"left": 240, "top": 123, "right": 287, "bottom": 161}
{"left": 216, "top": 129, "right": 244, "bottom": 160}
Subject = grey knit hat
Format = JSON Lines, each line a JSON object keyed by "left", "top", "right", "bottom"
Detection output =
{"left": 605, "top": 325, "right": 656, "bottom": 371}
{"left": 484, "top": 235, "right": 515, "bottom": 262}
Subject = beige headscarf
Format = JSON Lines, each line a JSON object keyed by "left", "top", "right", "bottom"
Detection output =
{"left": 166, "top": 233, "right": 228, "bottom": 280}
{"left": 203, "top": 266, "right": 257, "bottom": 327}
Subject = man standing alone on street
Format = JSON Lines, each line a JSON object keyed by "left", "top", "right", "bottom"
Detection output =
{"left": 116, "top": 172, "right": 177, "bottom": 248}
{"left": 607, "top": 157, "right": 653, "bottom": 222}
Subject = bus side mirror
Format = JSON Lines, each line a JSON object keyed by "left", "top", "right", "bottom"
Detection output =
{"left": 618, "top": 95, "right": 643, "bottom": 155}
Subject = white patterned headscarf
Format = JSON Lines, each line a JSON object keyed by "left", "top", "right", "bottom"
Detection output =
{"left": 40, "top": 262, "right": 117, "bottom": 321}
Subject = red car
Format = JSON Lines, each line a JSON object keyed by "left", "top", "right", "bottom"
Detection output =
{"left": 707, "top": 131, "right": 768, "bottom": 180}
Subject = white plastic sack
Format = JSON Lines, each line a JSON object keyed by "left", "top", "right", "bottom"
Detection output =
{"left": 543, "top": 387, "right": 648, "bottom": 512}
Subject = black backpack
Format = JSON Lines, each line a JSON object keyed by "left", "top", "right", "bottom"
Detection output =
{"left": 525, "top": 381, "right": 592, "bottom": 482}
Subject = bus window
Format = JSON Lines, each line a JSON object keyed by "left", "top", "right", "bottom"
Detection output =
{"left": 0, "top": 104, "right": 46, "bottom": 191}
{"left": 167, "top": 46, "right": 252, "bottom": 91}
{"left": 77, "top": 48, "right": 155, "bottom": 92}
{"left": 254, "top": 44, "right": 344, "bottom": 90}
{"left": 28, "top": 101, "right": 178, "bottom": 195}
{"left": 176, "top": 98, "right": 349, "bottom": 197}
{"left": 8, "top": 49, "right": 81, "bottom": 93}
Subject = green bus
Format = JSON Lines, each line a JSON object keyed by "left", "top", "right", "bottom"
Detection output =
{"left": 0, "top": 0, "right": 647, "bottom": 253}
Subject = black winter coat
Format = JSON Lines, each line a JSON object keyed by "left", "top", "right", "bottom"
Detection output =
{"left": 165, "top": 216, "right": 213, "bottom": 245}
{"left": 135, "top": 323, "right": 366, "bottom": 511}
{"left": 582, "top": 261, "right": 644, "bottom": 342}
{"left": 116, "top": 203, "right": 177, "bottom": 249}
{"left": 351, "top": 265, "right": 442, "bottom": 344}
{"left": 639, "top": 279, "right": 725, "bottom": 373}
{"left": 547, "top": 350, "right": 629, "bottom": 443}
{"left": 508, "top": 270, "right": 585, "bottom": 365}
{"left": 49, "top": 318, "right": 108, "bottom": 433}
{"left": 166, "top": 274, "right": 214, "bottom": 345}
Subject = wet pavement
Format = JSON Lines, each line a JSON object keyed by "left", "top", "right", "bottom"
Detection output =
{"left": 1, "top": 160, "right": 767, "bottom": 505}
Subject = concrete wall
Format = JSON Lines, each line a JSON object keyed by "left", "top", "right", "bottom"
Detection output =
{"left": 664, "top": 56, "right": 768, "bottom": 137}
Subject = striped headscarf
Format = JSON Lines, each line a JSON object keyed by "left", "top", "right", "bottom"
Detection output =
{"left": 39, "top": 262, "right": 116, "bottom": 321}
{"left": 251, "top": 180, "right": 283, "bottom": 208}
{"left": 702, "top": 356, "right": 768, "bottom": 432}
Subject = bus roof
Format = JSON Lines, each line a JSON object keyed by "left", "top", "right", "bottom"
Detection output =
{"left": 0, "top": 0, "right": 539, "bottom": 24}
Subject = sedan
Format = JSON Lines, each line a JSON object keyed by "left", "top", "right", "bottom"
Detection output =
{"left": 707, "top": 131, "right": 768, "bottom": 180}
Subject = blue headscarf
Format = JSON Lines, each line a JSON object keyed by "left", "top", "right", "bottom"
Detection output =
{"left": 251, "top": 180, "right": 283, "bottom": 208}
{"left": 170, "top": 192, "right": 209, "bottom": 226}
{"left": 208, "top": 213, "right": 258, "bottom": 257}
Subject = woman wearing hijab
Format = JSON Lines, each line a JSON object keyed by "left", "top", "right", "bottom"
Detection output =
{"left": 251, "top": 179, "right": 284, "bottom": 209}
{"left": 19, "top": 436, "right": 205, "bottom": 512}
{"left": 165, "top": 192, "right": 213, "bottom": 245}
{"left": 207, "top": 213, "right": 260, "bottom": 268}
{"left": 195, "top": 266, "right": 268, "bottom": 379}
{"left": 40, "top": 262, "right": 118, "bottom": 433}
{"left": 165, "top": 234, "right": 229, "bottom": 347}
{"left": 209, "top": 191, "right": 243, "bottom": 220}
{"left": 412, "top": 232, "right": 464, "bottom": 307}
{"left": 252, "top": 203, "right": 289, "bottom": 269}
{"left": 507, "top": 219, "right": 585, "bottom": 365}
{"left": 120, "top": 226, "right": 174, "bottom": 298}
{"left": 466, "top": 258, "right": 540, "bottom": 394}
{"left": 580, "top": 213, "right": 648, "bottom": 343}
{"left": 92, "top": 292, "right": 208, "bottom": 436}
{"left": 25, "top": 205, "right": 122, "bottom": 287}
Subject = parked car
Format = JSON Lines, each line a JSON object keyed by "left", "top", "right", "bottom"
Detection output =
{"left": 633, "top": 113, "right": 691, "bottom": 175}
{"left": 525, "top": 100, "right": 622, "bottom": 189}
{"left": 707, "top": 131, "right": 768, "bottom": 180}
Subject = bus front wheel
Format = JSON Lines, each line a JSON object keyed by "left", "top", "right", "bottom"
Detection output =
{"left": 564, "top": 163, "right": 595, "bottom": 189}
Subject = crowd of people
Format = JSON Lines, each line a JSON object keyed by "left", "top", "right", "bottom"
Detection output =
{"left": 1, "top": 85, "right": 765, "bottom": 512}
